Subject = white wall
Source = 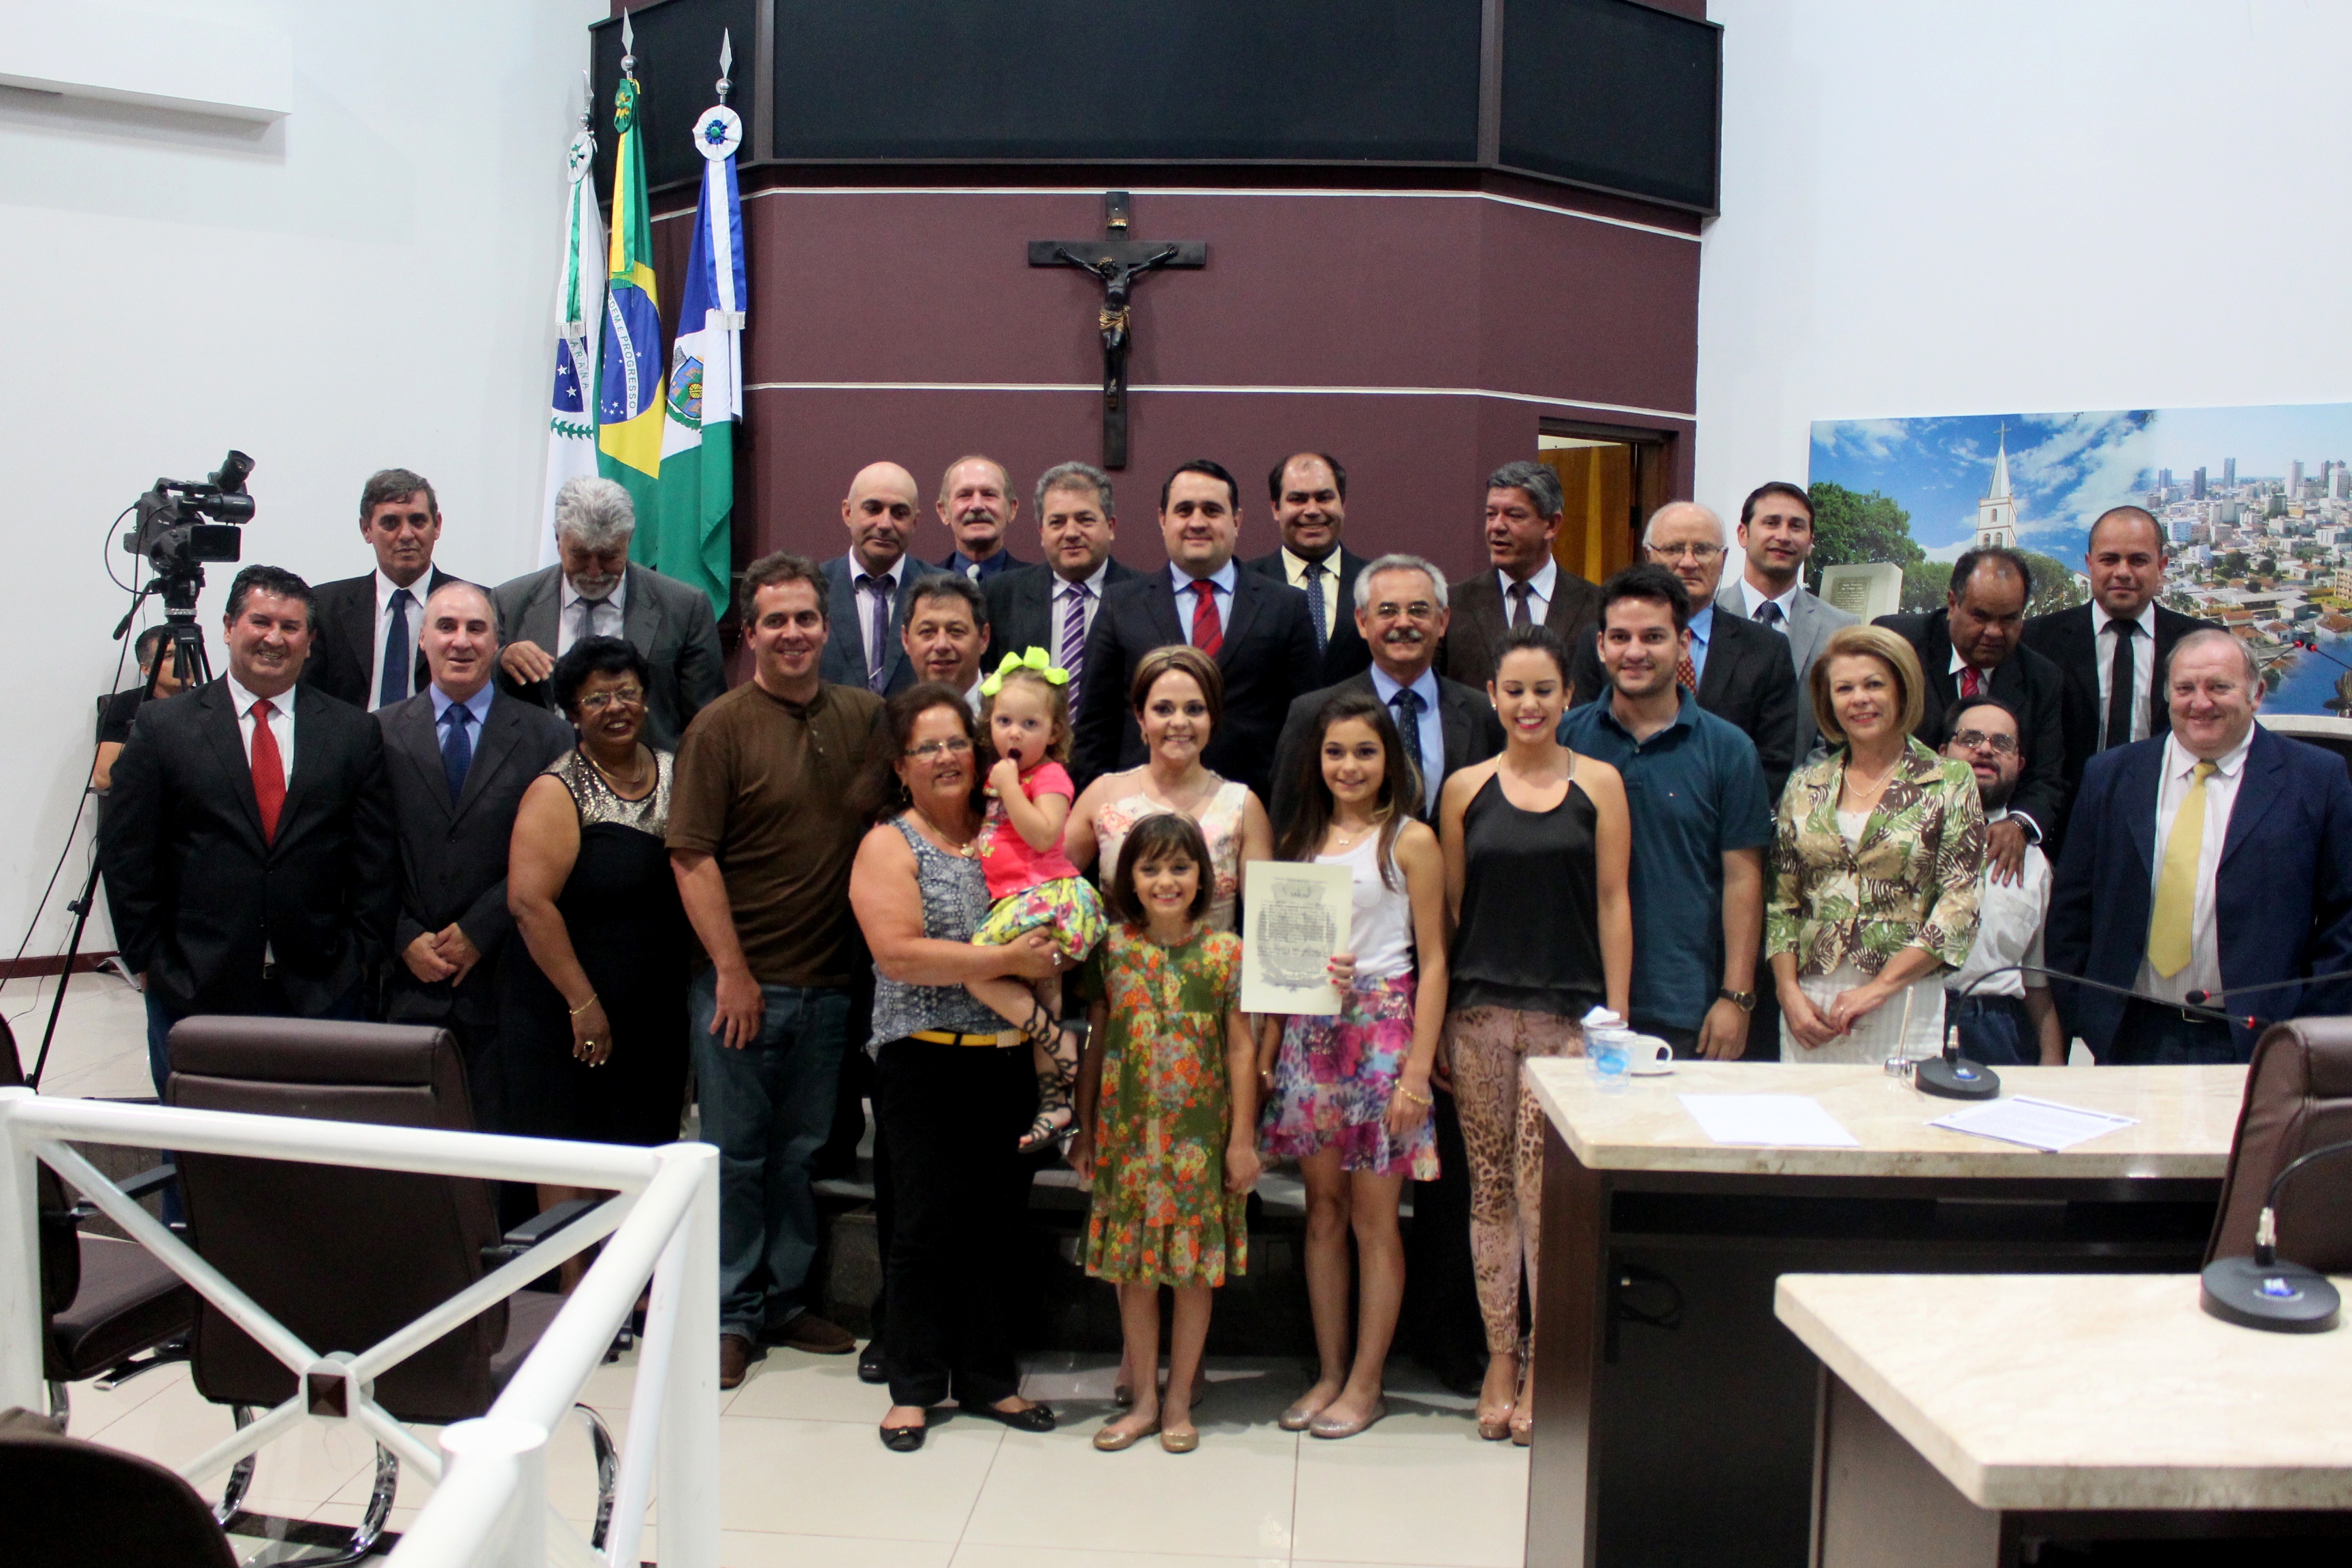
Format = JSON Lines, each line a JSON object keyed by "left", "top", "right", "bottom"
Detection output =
{"left": 1697, "top": 0, "right": 2352, "bottom": 520}
{"left": 0, "top": 0, "right": 602, "bottom": 965}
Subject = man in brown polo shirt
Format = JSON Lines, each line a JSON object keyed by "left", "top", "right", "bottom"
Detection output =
{"left": 669, "top": 550, "right": 883, "bottom": 1388}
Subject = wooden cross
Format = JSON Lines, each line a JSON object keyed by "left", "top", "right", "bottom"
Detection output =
{"left": 1029, "top": 191, "right": 1206, "bottom": 469}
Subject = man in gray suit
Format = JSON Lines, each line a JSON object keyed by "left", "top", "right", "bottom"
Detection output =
{"left": 492, "top": 476, "right": 726, "bottom": 751}
{"left": 819, "top": 461, "right": 949, "bottom": 696}
{"left": 1718, "top": 480, "right": 1857, "bottom": 769}
{"left": 378, "top": 581, "right": 573, "bottom": 1125}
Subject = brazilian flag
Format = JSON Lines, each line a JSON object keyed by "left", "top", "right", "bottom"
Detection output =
{"left": 596, "top": 75, "right": 664, "bottom": 534}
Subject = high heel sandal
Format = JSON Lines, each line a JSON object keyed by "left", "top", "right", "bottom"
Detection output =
{"left": 1015, "top": 1008, "right": 1077, "bottom": 1153}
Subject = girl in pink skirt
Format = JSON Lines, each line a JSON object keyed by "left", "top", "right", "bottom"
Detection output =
{"left": 1256, "top": 691, "right": 1448, "bottom": 1439}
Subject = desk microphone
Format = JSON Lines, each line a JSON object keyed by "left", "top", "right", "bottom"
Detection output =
{"left": 2200, "top": 1137, "right": 2352, "bottom": 1333}
{"left": 2182, "top": 969, "right": 2352, "bottom": 1034}
{"left": 1914, "top": 1025, "right": 2000, "bottom": 1100}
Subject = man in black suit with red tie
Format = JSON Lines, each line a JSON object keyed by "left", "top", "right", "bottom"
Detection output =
{"left": 1072, "top": 459, "right": 1321, "bottom": 801}
{"left": 99, "top": 565, "right": 397, "bottom": 1096}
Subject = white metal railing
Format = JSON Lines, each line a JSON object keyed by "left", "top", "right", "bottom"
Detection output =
{"left": 0, "top": 1086, "right": 719, "bottom": 1568}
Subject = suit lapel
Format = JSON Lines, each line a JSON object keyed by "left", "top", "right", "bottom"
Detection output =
{"left": 523, "top": 568, "right": 562, "bottom": 656}
{"left": 2121, "top": 738, "right": 2163, "bottom": 877}
{"left": 453, "top": 697, "right": 522, "bottom": 821}
{"left": 1146, "top": 572, "right": 1186, "bottom": 648}
{"left": 1695, "top": 611, "right": 1732, "bottom": 707}
{"left": 1218, "top": 571, "right": 1267, "bottom": 664}
{"left": 201, "top": 682, "right": 267, "bottom": 845}
{"left": 2218, "top": 729, "right": 2284, "bottom": 872}
{"left": 824, "top": 561, "right": 868, "bottom": 682}
{"left": 1439, "top": 681, "right": 1477, "bottom": 774}
{"left": 277, "top": 686, "right": 325, "bottom": 838}
{"left": 887, "top": 570, "right": 928, "bottom": 689}
{"left": 335, "top": 577, "right": 376, "bottom": 692}
{"left": 392, "top": 696, "right": 455, "bottom": 823}
{"left": 621, "top": 564, "right": 663, "bottom": 658}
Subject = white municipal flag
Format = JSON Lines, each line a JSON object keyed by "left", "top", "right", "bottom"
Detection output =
{"left": 538, "top": 110, "right": 606, "bottom": 568}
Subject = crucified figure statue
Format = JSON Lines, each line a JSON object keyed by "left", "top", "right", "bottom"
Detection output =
{"left": 1030, "top": 194, "right": 1205, "bottom": 469}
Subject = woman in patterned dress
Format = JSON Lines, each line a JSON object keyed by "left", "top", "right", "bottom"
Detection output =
{"left": 1064, "top": 645, "right": 1272, "bottom": 934}
{"left": 1068, "top": 812, "right": 1262, "bottom": 1454}
{"left": 1768, "top": 625, "right": 1986, "bottom": 1064}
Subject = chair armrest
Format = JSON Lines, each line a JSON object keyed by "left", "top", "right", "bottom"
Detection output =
{"left": 480, "top": 1197, "right": 600, "bottom": 1267}
{"left": 114, "top": 1166, "right": 178, "bottom": 1203}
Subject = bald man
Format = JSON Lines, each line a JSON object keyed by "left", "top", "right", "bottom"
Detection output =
{"left": 821, "top": 461, "right": 951, "bottom": 695}
{"left": 376, "top": 578, "right": 574, "bottom": 1123}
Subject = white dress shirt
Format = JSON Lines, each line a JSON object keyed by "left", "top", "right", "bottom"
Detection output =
{"left": 2136, "top": 728, "right": 2255, "bottom": 1004}
{"left": 1498, "top": 558, "right": 1558, "bottom": 625}
{"left": 372, "top": 569, "right": 428, "bottom": 709}
{"left": 2094, "top": 602, "right": 2159, "bottom": 745}
{"left": 849, "top": 555, "right": 906, "bottom": 670}
{"left": 1279, "top": 546, "right": 1343, "bottom": 642}
{"left": 1946, "top": 806, "right": 2051, "bottom": 999}
{"left": 557, "top": 571, "right": 629, "bottom": 655}
{"left": 1369, "top": 664, "right": 1446, "bottom": 817}
{"left": 1738, "top": 577, "right": 1801, "bottom": 630}
{"left": 225, "top": 673, "right": 296, "bottom": 776}
{"left": 1050, "top": 559, "right": 1111, "bottom": 670}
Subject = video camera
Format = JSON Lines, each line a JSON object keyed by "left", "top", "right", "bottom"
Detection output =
{"left": 121, "top": 449, "right": 256, "bottom": 583}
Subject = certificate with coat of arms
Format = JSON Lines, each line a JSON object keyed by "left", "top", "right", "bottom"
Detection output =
{"left": 1239, "top": 860, "right": 1353, "bottom": 1016}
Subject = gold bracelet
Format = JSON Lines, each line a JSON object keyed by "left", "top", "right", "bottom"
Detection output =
{"left": 1398, "top": 1087, "right": 1433, "bottom": 1108}
{"left": 569, "top": 994, "right": 598, "bottom": 1017}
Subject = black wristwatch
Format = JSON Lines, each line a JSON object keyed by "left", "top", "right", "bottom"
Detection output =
{"left": 1718, "top": 987, "right": 1756, "bottom": 1013}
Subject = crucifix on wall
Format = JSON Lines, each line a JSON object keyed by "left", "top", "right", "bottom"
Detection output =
{"left": 1029, "top": 191, "right": 1206, "bottom": 469}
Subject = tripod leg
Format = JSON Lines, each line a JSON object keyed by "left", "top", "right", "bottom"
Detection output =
{"left": 28, "top": 855, "right": 103, "bottom": 1090}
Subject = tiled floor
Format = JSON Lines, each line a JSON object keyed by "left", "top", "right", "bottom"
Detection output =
{"left": 15, "top": 968, "right": 1531, "bottom": 1567}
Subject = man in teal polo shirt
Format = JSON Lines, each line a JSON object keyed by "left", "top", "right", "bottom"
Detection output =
{"left": 1561, "top": 564, "right": 1773, "bottom": 1058}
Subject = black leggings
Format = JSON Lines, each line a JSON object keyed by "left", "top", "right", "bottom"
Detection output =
{"left": 874, "top": 1037, "right": 1036, "bottom": 1409}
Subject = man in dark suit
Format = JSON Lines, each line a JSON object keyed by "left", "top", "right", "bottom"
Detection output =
{"left": 1243, "top": 452, "right": 1372, "bottom": 685}
{"left": 376, "top": 581, "right": 572, "bottom": 1126}
{"left": 2021, "top": 505, "right": 2203, "bottom": 799}
{"left": 301, "top": 468, "right": 462, "bottom": 710}
{"left": 99, "top": 565, "right": 397, "bottom": 1095}
{"left": 982, "top": 461, "right": 1141, "bottom": 717}
{"left": 1269, "top": 553, "right": 1502, "bottom": 832}
{"left": 491, "top": 476, "right": 726, "bottom": 753}
{"left": 1072, "top": 458, "right": 1320, "bottom": 800}
{"left": 1875, "top": 546, "right": 2069, "bottom": 875}
{"left": 934, "top": 455, "right": 1028, "bottom": 580}
{"left": 1720, "top": 480, "right": 1858, "bottom": 768}
{"left": 1436, "top": 460, "right": 1603, "bottom": 693}
{"left": 1265, "top": 551, "right": 1503, "bottom": 1394}
{"left": 1571, "top": 502, "right": 1799, "bottom": 800}
{"left": 2046, "top": 628, "right": 2352, "bottom": 1063}
{"left": 819, "top": 461, "right": 949, "bottom": 696}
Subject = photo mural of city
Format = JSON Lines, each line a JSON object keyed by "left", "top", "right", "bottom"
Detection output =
{"left": 1810, "top": 403, "right": 2352, "bottom": 716}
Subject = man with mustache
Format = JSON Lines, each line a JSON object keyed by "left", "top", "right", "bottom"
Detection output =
{"left": 898, "top": 575, "right": 989, "bottom": 709}
{"left": 1266, "top": 552, "right": 1504, "bottom": 1399}
{"left": 934, "top": 455, "right": 1028, "bottom": 580}
{"left": 491, "top": 476, "right": 727, "bottom": 751}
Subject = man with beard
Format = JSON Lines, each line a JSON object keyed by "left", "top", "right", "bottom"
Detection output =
{"left": 493, "top": 476, "right": 727, "bottom": 751}
{"left": 898, "top": 574, "right": 989, "bottom": 710}
{"left": 1266, "top": 552, "right": 1503, "bottom": 1398}
{"left": 934, "top": 455, "right": 1028, "bottom": 580}
{"left": 1940, "top": 695, "right": 2064, "bottom": 1066}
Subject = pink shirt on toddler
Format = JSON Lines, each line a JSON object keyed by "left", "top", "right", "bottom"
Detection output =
{"left": 979, "top": 760, "right": 1083, "bottom": 900}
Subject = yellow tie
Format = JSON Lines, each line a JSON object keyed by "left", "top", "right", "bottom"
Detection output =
{"left": 2148, "top": 760, "right": 2218, "bottom": 978}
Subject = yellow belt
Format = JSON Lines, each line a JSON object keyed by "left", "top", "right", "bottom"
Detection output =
{"left": 909, "top": 1028, "right": 1022, "bottom": 1048}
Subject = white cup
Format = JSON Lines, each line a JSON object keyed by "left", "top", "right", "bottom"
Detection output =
{"left": 1627, "top": 1034, "right": 1675, "bottom": 1075}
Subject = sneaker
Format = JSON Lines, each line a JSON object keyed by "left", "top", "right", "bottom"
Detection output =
{"left": 775, "top": 1312, "right": 857, "bottom": 1355}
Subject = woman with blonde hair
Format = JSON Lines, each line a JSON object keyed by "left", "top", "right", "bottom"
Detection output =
{"left": 1767, "top": 625, "right": 1985, "bottom": 1064}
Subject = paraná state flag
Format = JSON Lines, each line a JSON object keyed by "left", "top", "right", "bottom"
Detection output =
{"left": 650, "top": 95, "right": 747, "bottom": 617}
{"left": 596, "top": 74, "right": 663, "bottom": 529}
{"left": 538, "top": 117, "right": 606, "bottom": 568}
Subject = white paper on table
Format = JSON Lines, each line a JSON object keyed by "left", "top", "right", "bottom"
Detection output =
{"left": 1239, "top": 858, "right": 1352, "bottom": 1016}
{"left": 1927, "top": 1095, "right": 2138, "bottom": 1153}
{"left": 1678, "top": 1094, "right": 1861, "bottom": 1147}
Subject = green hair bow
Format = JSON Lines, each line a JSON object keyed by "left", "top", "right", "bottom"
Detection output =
{"left": 981, "top": 647, "right": 1070, "bottom": 698}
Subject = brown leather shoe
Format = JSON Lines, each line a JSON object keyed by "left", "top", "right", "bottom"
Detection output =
{"left": 775, "top": 1313, "right": 857, "bottom": 1355}
{"left": 721, "top": 1333, "right": 758, "bottom": 1390}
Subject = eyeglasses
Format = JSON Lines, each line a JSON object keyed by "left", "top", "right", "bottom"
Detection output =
{"left": 577, "top": 687, "right": 646, "bottom": 713}
{"left": 904, "top": 736, "right": 975, "bottom": 760}
{"left": 1648, "top": 542, "right": 1723, "bottom": 563}
{"left": 1949, "top": 729, "right": 2019, "bottom": 756}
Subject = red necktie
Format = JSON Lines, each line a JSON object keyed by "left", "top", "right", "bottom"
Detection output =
{"left": 1676, "top": 651, "right": 1699, "bottom": 693}
{"left": 1960, "top": 666, "right": 1982, "bottom": 699}
{"left": 250, "top": 698, "right": 286, "bottom": 845}
{"left": 1188, "top": 579, "right": 1223, "bottom": 657}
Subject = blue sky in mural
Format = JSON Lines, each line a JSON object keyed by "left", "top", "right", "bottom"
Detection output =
{"left": 1811, "top": 402, "right": 2352, "bottom": 561}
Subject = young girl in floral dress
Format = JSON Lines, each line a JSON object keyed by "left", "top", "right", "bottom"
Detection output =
{"left": 1068, "top": 812, "right": 1261, "bottom": 1454}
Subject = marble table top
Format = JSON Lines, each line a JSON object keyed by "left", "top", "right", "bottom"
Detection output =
{"left": 1525, "top": 1060, "right": 2244, "bottom": 1179}
{"left": 1776, "top": 1271, "right": 2352, "bottom": 1511}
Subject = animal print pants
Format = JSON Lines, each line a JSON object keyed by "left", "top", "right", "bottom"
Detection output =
{"left": 1446, "top": 1006, "right": 1586, "bottom": 1356}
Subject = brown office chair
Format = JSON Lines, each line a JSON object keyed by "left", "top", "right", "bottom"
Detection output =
{"left": 0, "top": 1015, "right": 197, "bottom": 1426}
{"left": 163, "top": 1015, "right": 615, "bottom": 1562}
{"left": 2206, "top": 1016, "right": 2352, "bottom": 1272}
{"left": 0, "top": 1405, "right": 235, "bottom": 1568}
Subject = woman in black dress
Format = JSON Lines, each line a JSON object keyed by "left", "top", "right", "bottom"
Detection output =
{"left": 504, "top": 637, "right": 693, "bottom": 1213}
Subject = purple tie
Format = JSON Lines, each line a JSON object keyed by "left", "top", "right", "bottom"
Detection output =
{"left": 1060, "top": 583, "right": 1090, "bottom": 710}
{"left": 859, "top": 574, "right": 892, "bottom": 692}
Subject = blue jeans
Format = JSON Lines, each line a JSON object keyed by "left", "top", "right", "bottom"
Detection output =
{"left": 689, "top": 970, "right": 851, "bottom": 1339}
{"left": 1946, "top": 992, "right": 2038, "bottom": 1066}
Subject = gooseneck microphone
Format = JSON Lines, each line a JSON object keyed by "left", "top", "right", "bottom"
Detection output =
{"left": 2200, "top": 1138, "right": 2352, "bottom": 1333}
{"left": 1954, "top": 962, "right": 2234, "bottom": 1021}
{"left": 2181, "top": 968, "right": 2352, "bottom": 1033}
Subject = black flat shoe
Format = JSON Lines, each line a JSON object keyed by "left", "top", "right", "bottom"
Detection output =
{"left": 857, "top": 1340, "right": 886, "bottom": 1384}
{"left": 966, "top": 1400, "right": 1056, "bottom": 1433}
{"left": 879, "top": 1422, "right": 926, "bottom": 1452}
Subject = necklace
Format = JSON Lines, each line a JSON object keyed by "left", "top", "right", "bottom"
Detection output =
{"left": 1326, "top": 816, "right": 1382, "bottom": 851}
{"left": 1844, "top": 753, "right": 1902, "bottom": 802}
{"left": 911, "top": 801, "right": 978, "bottom": 858}
{"left": 587, "top": 745, "right": 651, "bottom": 795}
